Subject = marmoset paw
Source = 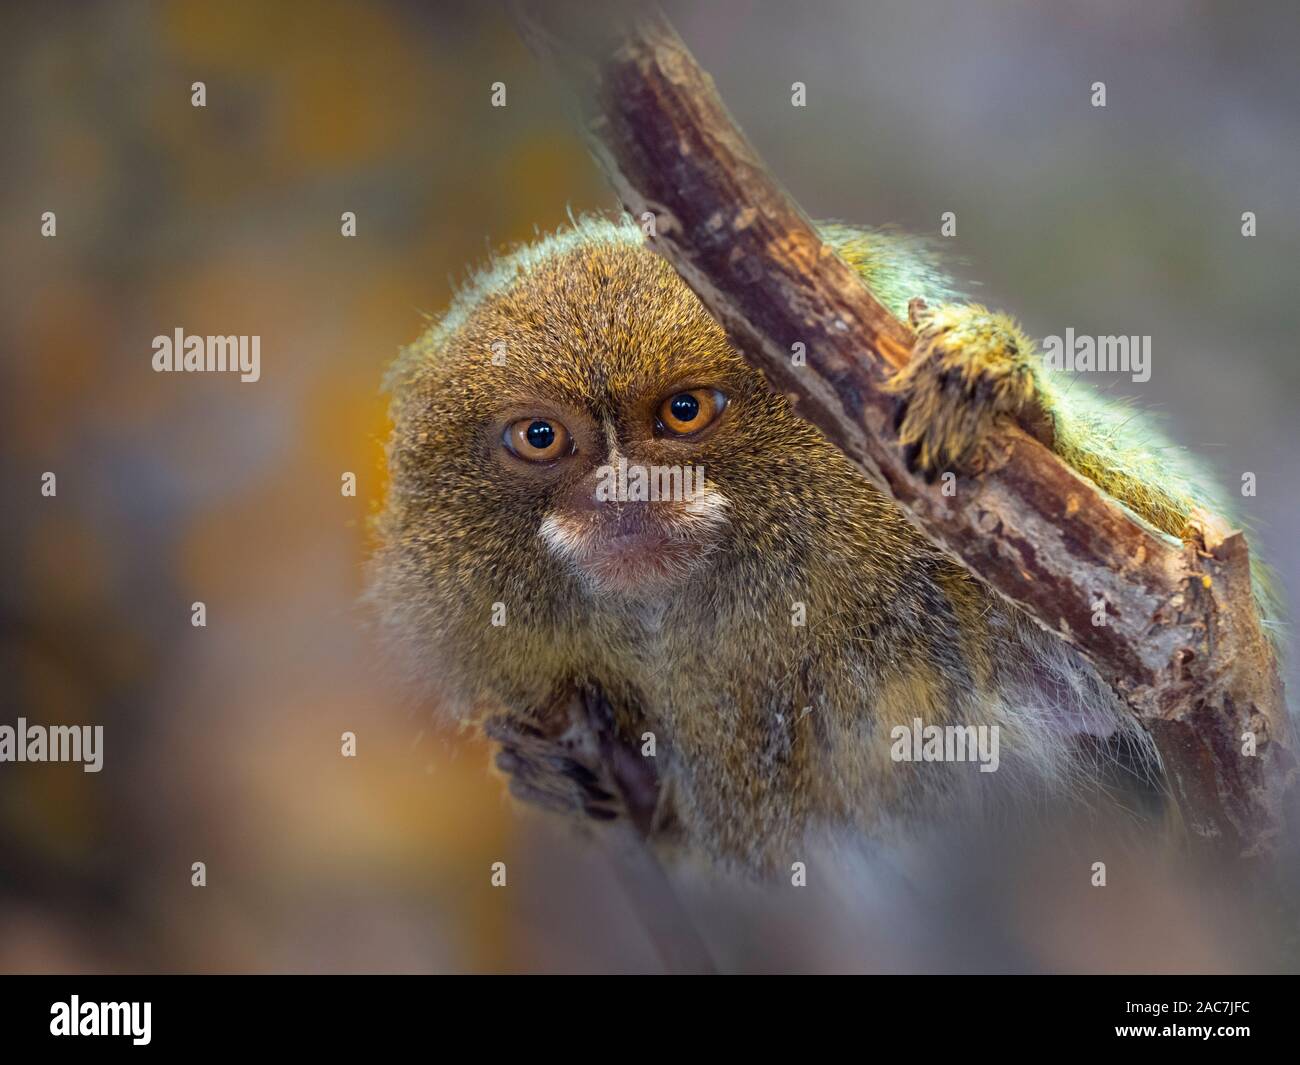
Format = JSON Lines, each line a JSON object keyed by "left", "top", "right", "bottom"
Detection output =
{"left": 484, "top": 694, "right": 626, "bottom": 823}
{"left": 886, "top": 299, "right": 1039, "bottom": 480}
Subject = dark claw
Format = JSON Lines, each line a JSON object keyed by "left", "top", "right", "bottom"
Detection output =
{"left": 564, "top": 766, "right": 612, "bottom": 801}
{"left": 561, "top": 763, "right": 605, "bottom": 792}
{"left": 892, "top": 399, "right": 909, "bottom": 434}
{"left": 583, "top": 803, "right": 619, "bottom": 822}
{"left": 902, "top": 441, "right": 922, "bottom": 473}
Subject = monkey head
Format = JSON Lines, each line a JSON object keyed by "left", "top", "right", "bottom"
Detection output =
{"left": 372, "top": 218, "right": 900, "bottom": 710}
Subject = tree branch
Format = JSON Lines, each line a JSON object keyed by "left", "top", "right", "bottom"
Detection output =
{"left": 510, "top": 1, "right": 1294, "bottom": 858}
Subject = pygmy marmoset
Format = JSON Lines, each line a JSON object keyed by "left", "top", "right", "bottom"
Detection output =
{"left": 371, "top": 216, "right": 1271, "bottom": 875}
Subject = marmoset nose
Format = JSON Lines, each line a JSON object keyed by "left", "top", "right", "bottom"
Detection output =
{"left": 565, "top": 462, "right": 662, "bottom": 525}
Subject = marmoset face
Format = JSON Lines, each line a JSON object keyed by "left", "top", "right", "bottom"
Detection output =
{"left": 494, "top": 380, "right": 732, "bottom": 595}
{"left": 387, "top": 227, "right": 846, "bottom": 605}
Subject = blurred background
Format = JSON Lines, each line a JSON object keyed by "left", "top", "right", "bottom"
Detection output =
{"left": 1, "top": 0, "right": 1298, "bottom": 973}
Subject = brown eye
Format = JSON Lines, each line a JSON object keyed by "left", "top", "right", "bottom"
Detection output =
{"left": 657, "top": 388, "right": 726, "bottom": 437}
{"left": 504, "top": 418, "right": 572, "bottom": 463}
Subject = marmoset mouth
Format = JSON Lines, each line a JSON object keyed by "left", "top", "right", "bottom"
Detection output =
{"left": 575, "top": 531, "right": 705, "bottom": 595}
{"left": 539, "top": 494, "right": 728, "bottom": 596}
